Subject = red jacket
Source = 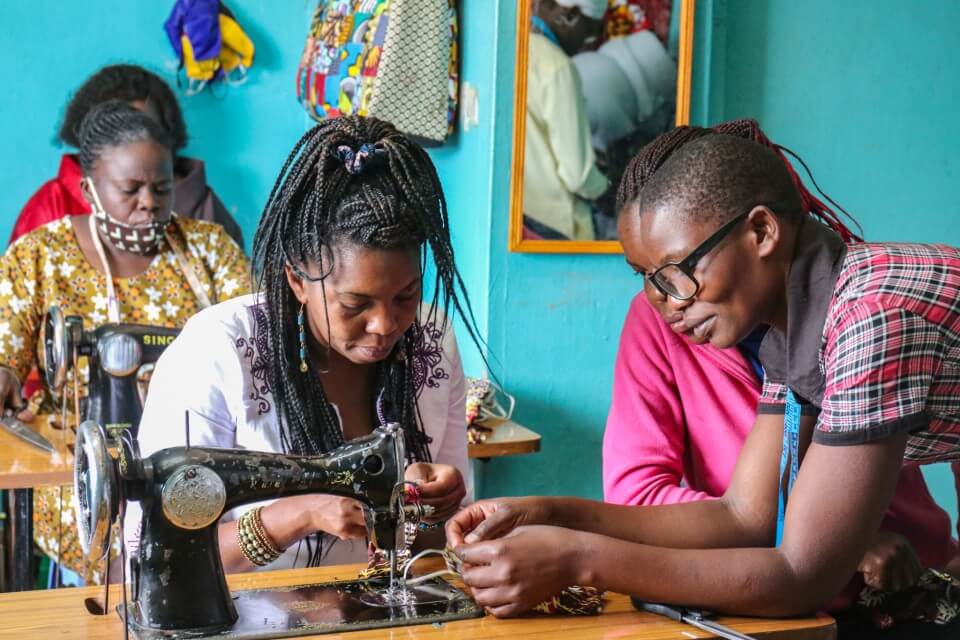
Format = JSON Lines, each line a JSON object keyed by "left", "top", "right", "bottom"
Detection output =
{"left": 10, "top": 154, "right": 244, "bottom": 248}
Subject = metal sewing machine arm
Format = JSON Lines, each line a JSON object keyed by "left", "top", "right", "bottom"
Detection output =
{"left": 75, "top": 420, "right": 410, "bottom": 634}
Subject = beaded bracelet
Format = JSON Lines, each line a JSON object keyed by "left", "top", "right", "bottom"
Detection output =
{"left": 237, "top": 507, "right": 282, "bottom": 567}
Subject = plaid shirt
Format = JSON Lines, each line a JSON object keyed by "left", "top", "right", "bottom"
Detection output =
{"left": 758, "top": 219, "right": 960, "bottom": 463}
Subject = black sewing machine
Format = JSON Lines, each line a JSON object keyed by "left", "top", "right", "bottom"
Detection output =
{"left": 73, "top": 420, "right": 481, "bottom": 639}
{"left": 42, "top": 306, "right": 179, "bottom": 437}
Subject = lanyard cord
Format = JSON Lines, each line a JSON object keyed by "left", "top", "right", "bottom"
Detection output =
{"left": 88, "top": 214, "right": 122, "bottom": 324}
{"left": 775, "top": 389, "right": 802, "bottom": 546}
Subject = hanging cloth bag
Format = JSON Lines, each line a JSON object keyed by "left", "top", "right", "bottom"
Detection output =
{"left": 165, "top": 0, "right": 255, "bottom": 95}
{"left": 296, "top": 0, "right": 458, "bottom": 144}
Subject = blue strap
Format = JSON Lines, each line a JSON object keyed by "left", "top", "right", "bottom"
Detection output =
{"left": 531, "top": 15, "right": 561, "bottom": 47}
{"left": 775, "top": 389, "right": 802, "bottom": 546}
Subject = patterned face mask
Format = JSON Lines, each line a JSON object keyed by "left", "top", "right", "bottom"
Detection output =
{"left": 85, "top": 179, "right": 169, "bottom": 255}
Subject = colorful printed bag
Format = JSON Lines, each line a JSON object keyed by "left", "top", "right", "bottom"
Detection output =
{"left": 296, "top": 0, "right": 458, "bottom": 144}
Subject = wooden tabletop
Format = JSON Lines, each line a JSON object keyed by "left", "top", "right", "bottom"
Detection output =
{"left": 0, "top": 414, "right": 73, "bottom": 490}
{"left": 468, "top": 421, "right": 541, "bottom": 459}
{"left": 0, "top": 562, "right": 835, "bottom": 639}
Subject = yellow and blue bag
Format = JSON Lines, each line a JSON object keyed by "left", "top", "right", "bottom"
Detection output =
{"left": 165, "top": 0, "right": 255, "bottom": 95}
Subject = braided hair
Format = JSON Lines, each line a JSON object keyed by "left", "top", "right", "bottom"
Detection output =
{"left": 77, "top": 101, "right": 173, "bottom": 174}
{"left": 616, "top": 119, "right": 862, "bottom": 242}
{"left": 60, "top": 64, "right": 187, "bottom": 150}
{"left": 252, "top": 116, "right": 483, "bottom": 467}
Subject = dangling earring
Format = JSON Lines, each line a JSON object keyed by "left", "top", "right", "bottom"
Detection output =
{"left": 298, "top": 304, "right": 308, "bottom": 373}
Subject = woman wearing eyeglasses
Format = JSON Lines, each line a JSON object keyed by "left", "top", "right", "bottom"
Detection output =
{"left": 447, "top": 121, "right": 960, "bottom": 637}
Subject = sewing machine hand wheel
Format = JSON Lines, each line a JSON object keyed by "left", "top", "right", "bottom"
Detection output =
{"left": 43, "top": 306, "right": 68, "bottom": 392}
{"left": 74, "top": 420, "right": 119, "bottom": 562}
{"left": 43, "top": 306, "right": 83, "bottom": 393}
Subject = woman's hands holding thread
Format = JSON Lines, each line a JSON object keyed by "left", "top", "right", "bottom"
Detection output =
{"left": 453, "top": 524, "right": 590, "bottom": 617}
{"left": 445, "top": 497, "right": 550, "bottom": 546}
{"left": 305, "top": 495, "right": 368, "bottom": 540}
{"left": 260, "top": 494, "right": 367, "bottom": 546}
{"left": 406, "top": 463, "right": 465, "bottom": 522}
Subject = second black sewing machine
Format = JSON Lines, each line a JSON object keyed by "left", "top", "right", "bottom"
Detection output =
{"left": 43, "top": 305, "right": 179, "bottom": 437}
{"left": 74, "top": 420, "right": 482, "bottom": 639}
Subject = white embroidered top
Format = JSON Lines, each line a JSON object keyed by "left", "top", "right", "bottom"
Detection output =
{"left": 124, "top": 293, "right": 471, "bottom": 569}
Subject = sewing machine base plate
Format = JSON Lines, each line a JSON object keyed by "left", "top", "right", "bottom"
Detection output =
{"left": 121, "top": 577, "right": 484, "bottom": 639}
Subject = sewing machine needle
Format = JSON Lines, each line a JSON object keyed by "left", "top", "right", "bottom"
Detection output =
{"left": 389, "top": 550, "right": 398, "bottom": 594}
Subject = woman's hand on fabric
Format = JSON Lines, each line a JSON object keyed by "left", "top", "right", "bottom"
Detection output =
{"left": 305, "top": 495, "right": 367, "bottom": 541}
{"left": 455, "top": 525, "right": 587, "bottom": 617}
{"left": 0, "top": 367, "right": 27, "bottom": 418}
{"left": 858, "top": 530, "right": 923, "bottom": 593}
{"left": 405, "top": 463, "right": 465, "bottom": 522}
{"left": 445, "top": 497, "right": 548, "bottom": 547}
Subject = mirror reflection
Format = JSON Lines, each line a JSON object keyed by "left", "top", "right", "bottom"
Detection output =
{"left": 522, "top": 0, "right": 679, "bottom": 242}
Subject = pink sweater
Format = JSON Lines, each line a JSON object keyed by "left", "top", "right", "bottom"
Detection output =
{"left": 603, "top": 294, "right": 958, "bottom": 609}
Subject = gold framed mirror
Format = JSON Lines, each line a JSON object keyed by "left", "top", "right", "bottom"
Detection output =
{"left": 509, "top": 0, "right": 696, "bottom": 253}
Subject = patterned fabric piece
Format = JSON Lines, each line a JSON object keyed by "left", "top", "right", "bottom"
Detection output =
{"left": 297, "top": 0, "right": 391, "bottom": 122}
{"left": 366, "top": 0, "right": 456, "bottom": 143}
{"left": 532, "top": 585, "right": 604, "bottom": 615}
{"left": 0, "top": 215, "right": 251, "bottom": 582}
{"left": 856, "top": 569, "right": 960, "bottom": 629}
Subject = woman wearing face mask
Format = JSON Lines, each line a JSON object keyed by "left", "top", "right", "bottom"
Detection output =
{"left": 125, "top": 116, "right": 479, "bottom": 572}
{"left": 10, "top": 64, "right": 244, "bottom": 247}
{"left": 0, "top": 100, "right": 250, "bottom": 584}
{"left": 523, "top": 0, "right": 608, "bottom": 241}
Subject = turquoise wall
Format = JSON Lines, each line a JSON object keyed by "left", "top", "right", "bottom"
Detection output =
{"left": 0, "top": 0, "right": 956, "bottom": 526}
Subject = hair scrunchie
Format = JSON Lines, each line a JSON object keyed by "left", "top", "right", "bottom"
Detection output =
{"left": 335, "top": 142, "right": 387, "bottom": 175}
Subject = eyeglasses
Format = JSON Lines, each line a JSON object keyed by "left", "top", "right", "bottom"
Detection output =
{"left": 646, "top": 211, "right": 750, "bottom": 301}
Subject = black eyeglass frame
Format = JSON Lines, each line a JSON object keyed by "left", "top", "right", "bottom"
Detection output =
{"left": 648, "top": 210, "right": 752, "bottom": 301}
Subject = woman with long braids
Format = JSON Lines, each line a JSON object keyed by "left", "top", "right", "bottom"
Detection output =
{"left": 449, "top": 121, "right": 960, "bottom": 637}
{"left": 129, "top": 116, "right": 478, "bottom": 571}
{"left": 0, "top": 100, "right": 250, "bottom": 584}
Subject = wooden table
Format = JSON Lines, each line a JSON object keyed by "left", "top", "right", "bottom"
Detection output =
{"left": 0, "top": 414, "right": 73, "bottom": 490}
{"left": 0, "top": 562, "right": 836, "bottom": 639}
{"left": 468, "top": 420, "right": 541, "bottom": 459}
{"left": 0, "top": 414, "right": 73, "bottom": 591}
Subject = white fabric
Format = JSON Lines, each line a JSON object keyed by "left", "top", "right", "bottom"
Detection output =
{"left": 555, "top": 0, "right": 607, "bottom": 20}
{"left": 573, "top": 31, "right": 677, "bottom": 151}
{"left": 124, "top": 293, "right": 472, "bottom": 570}
{"left": 524, "top": 33, "right": 608, "bottom": 240}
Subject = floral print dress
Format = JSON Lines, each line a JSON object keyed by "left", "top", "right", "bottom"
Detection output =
{"left": 0, "top": 214, "right": 250, "bottom": 582}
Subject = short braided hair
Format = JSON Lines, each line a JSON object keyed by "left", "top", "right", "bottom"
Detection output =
{"left": 253, "top": 115, "right": 483, "bottom": 466}
{"left": 617, "top": 119, "right": 862, "bottom": 242}
{"left": 77, "top": 100, "right": 173, "bottom": 174}
{"left": 60, "top": 64, "right": 187, "bottom": 150}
